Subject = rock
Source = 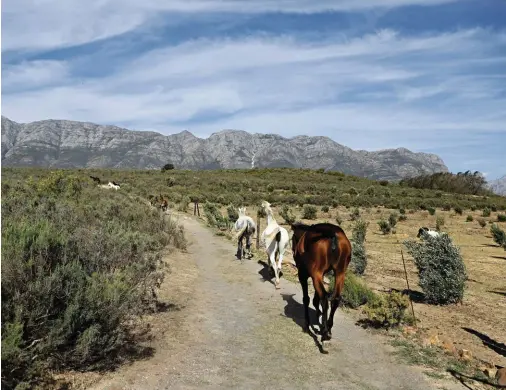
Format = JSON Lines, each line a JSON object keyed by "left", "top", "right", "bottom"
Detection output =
{"left": 458, "top": 349, "right": 472, "bottom": 362}
{"left": 481, "top": 366, "right": 497, "bottom": 379}
{"left": 496, "top": 367, "right": 506, "bottom": 386}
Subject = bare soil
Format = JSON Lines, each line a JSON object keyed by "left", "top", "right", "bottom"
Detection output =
{"left": 85, "top": 212, "right": 466, "bottom": 390}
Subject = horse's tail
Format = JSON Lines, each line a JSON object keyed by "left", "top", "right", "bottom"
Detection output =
{"left": 235, "top": 222, "right": 248, "bottom": 240}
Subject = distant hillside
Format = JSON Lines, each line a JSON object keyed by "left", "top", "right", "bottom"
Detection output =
{"left": 489, "top": 175, "right": 506, "bottom": 196}
{"left": 1, "top": 116, "right": 449, "bottom": 180}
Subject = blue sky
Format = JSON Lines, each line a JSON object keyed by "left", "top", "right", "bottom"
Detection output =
{"left": 2, "top": 0, "right": 505, "bottom": 179}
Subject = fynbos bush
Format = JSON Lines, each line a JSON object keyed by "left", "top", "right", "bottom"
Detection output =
{"left": 404, "top": 235, "right": 467, "bottom": 304}
{"left": 341, "top": 272, "right": 376, "bottom": 308}
{"left": 279, "top": 205, "right": 296, "bottom": 225}
{"left": 302, "top": 205, "right": 317, "bottom": 220}
{"left": 350, "top": 207, "right": 360, "bottom": 221}
{"left": 478, "top": 218, "right": 487, "bottom": 228}
{"left": 352, "top": 219, "right": 369, "bottom": 244}
{"left": 226, "top": 204, "right": 239, "bottom": 222}
{"left": 497, "top": 214, "right": 506, "bottom": 222}
{"left": 436, "top": 215, "right": 445, "bottom": 231}
{"left": 466, "top": 215, "right": 473, "bottom": 222}
{"left": 363, "top": 291, "right": 413, "bottom": 329}
{"left": 351, "top": 241, "right": 367, "bottom": 275}
{"left": 490, "top": 224, "right": 506, "bottom": 248}
{"left": 1, "top": 172, "right": 186, "bottom": 388}
{"left": 482, "top": 207, "right": 491, "bottom": 217}
{"left": 428, "top": 207, "right": 436, "bottom": 216}
{"left": 378, "top": 219, "right": 391, "bottom": 234}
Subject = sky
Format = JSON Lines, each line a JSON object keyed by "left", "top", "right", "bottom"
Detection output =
{"left": 1, "top": 0, "right": 506, "bottom": 179}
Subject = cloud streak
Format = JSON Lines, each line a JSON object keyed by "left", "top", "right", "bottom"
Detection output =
{"left": 1, "top": 0, "right": 505, "bottom": 178}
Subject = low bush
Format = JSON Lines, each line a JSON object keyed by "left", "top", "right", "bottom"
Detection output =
{"left": 351, "top": 242, "right": 367, "bottom": 275}
{"left": 399, "top": 214, "right": 408, "bottom": 222}
{"left": 350, "top": 207, "right": 360, "bottom": 221}
{"left": 279, "top": 205, "right": 296, "bottom": 225}
{"left": 335, "top": 213, "right": 343, "bottom": 225}
{"left": 428, "top": 207, "right": 436, "bottom": 216}
{"left": 321, "top": 205, "right": 330, "bottom": 213}
{"left": 490, "top": 224, "right": 506, "bottom": 248}
{"left": 388, "top": 213, "right": 398, "bottom": 229}
{"left": 404, "top": 235, "right": 467, "bottom": 304}
{"left": 482, "top": 208, "right": 491, "bottom": 217}
{"left": 454, "top": 206, "right": 463, "bottom": 215}
{"left": 466, "top": 215, "right": 473, "bottom": 222}
{"left": 352, "top": 219, "right": 369, "bottom": 244}
{"left": 302, "top": 205, "right": 317, "bottom": 220}
{"left": 378, "top": 219, "right": 391, "bottom": 234}
{"left": 478, "top": 218, "right": 487, "bottom": 228}
{"left": 436, "top": 216, "right": 445, "bottom": 231}
{"left": 341, "top": 272, "right": 377, "bottom": 308}
{"left": 204, "top": 202, "right": 230, "bottom": 229}
{"left": 497, "top": 214, "right": 506, "bottom": 222}
{"left": 362, "top": 291, "right": 414, "bottom": 329}
{"left": 1, "top": 171, "right": 186, "bottom": 389}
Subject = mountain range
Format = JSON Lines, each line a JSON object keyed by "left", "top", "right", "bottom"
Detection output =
{"left": 2, "top": 115, "right": 450, "bottom": 181}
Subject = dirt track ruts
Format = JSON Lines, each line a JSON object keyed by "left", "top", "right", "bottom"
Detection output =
{"left": 90, "top": 213, "right": 465, "bottom": 390}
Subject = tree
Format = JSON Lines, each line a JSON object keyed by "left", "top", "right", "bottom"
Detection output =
{"left": 161, "top": 163, "right": 175, "bottom": 171}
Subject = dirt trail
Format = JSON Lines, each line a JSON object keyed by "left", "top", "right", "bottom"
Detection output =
{"left": 91, "top": 214, "right": 465, "bottom": 390}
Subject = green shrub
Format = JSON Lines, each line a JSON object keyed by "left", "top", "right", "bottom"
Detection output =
{"left": 321, "top": 205, "right": 330, "bottom": 213}
{"left": 351, "top": 242, "right": 367, "bottom": 275}
{"left": 482, "top": 208, "right": 491, "bottom": 217}
{"left": 352, "top": 219, "right": 369, "bottom": 244}
{"left": 454, "top": 206, "right": 463, "bottom": 215}
{"left": 341, "top": 272, "right": 377, "bottom": 308}
{"left": 301, "top": 205, "right": 317, "bottom": 220}
{"left": 363, "top": 291, "right": 413, "bottom": 329}
{"left": 365, "top": 186, "right": 375, "bottom": 196}
{"left": 350, "top": 207, "right": 360, "bottom": 221}
{"left": 267, "top": 183, "right": 274, "bottom": 193}
{"left": 388, "top": 213, "right": 398, "bottom": 229}
{"left": 478, "top": 218, "right": 487, "bottom": 228}
{"left": 428, "top": 207, "right": 436, "bottom": 216}
{"left": 379, "top": 180, "right": 389, "bottom": 186}
{"left": 404, "top": 235, "right": 467, "bottom": 304}
{"left": 279, "top": 205, "right": 296, "bottom": 225}
{"left": 490, "top": 224, "right": 506, "bottom": 248}
{"left": 1, "top": 172, "right": 186, "bottom": 388}
{"left": 204, "top": 202, "right": 229, "bottom": 229}
{"left": 399, "top": 208, "right": 406, "bottom": 215}
{"left": 226, "top": 204, "right": 239, "bottom": 222}
{"left": 436, "top": 215, "right": 445, "bottom": 231}
{"left": 167, "top": 176, "right": 176, "bottom": 187}
{"left": 442, "top": 204, "right": 452, "bottom": 211}
{"left": 177, "top": 195, "right": 190, "bottom": 212}
{"left": 399, "top": 214, "right": 408, "bottom": 222}
{"left": 335, "top": 213, "right": 343, "bottom": 225}
{"left": 497, "top": 214, "right": 506, "bottom": 222}
{"left": 466, "top": 215, "right": 473, "bottom": 222}
{"left": 378, "top": 219, "right": 391, "bottom": 234}
{"left": 348, "top": 187, "right": 359, "bottom": 196}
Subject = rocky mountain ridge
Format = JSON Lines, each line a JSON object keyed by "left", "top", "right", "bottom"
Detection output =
{"left": 488, "top": 175, "right": 506, "bottom": 196}
{"left": 1, "top": 116, "right": 449, "bottom": 180}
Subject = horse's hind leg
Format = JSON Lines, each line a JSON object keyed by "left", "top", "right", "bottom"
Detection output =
{"left": 268, "top": 243, "right": 281, "bottom": 288}
{"left": 313, "top": 274, "right": 330, "bottom": 341}
{"left": 236, "top": 237, "right": 243, "bottom": 260}
{"left": 327, "top": 265, "right": 347, "bottom": 337}
{"left": 298, "top": 270, "right": 310, "bottom": 333}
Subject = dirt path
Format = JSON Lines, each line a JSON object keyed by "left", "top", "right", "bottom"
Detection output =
{"left": 91, "top": 214, "right": 465, "bottom": 390}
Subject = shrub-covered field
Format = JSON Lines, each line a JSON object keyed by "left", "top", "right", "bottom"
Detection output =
{"left": 2, "top": 166, "right": 506, "bottom": 387}
{"left": 1, "top": 169, "right": 186, "bottom": 389}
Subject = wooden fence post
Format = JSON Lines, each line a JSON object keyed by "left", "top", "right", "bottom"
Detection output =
{"left": 256, "top": 214, "right": 261, "bottom": 249}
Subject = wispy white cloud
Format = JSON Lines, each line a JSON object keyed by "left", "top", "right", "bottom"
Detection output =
{"left": 2, "top": 60, "right": 69, "bottom": 92}
{"left": 2, "top": 0, "right": 461, "bottom": 51}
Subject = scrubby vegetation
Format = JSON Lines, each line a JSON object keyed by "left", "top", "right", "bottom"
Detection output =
{"left": 490, "top": 224, "right": 506, "bottom": 249}
{"left": 400, "top": 171, "right": 490, "bottom": 195}
{"left": 1, "top": 170, "right": 186, "bottom": 389}
{"left": 363, "top": 291, "right": 414, "bottom": 329}
{"left": 404, "top": 235, "right": 467, "bottom": 305}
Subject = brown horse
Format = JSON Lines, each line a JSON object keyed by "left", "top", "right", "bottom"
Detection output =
{"left": 290, "top": 222, "right": 352, "bottom": 342}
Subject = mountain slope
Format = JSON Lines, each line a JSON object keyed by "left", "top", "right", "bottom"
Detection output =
{"left": 1, "top": 116, "right": 448, "bottom": 180}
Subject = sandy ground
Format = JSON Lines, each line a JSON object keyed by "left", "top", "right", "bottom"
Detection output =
{"left": 87, "top": 212, "right": 466, "bottom": 390}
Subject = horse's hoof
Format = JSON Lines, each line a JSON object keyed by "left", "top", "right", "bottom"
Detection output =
{"left": 275, "top": 283, "right": 281, "bottom": 289}
{"left": 302, "top": 326, "right": 310, "bottom": 334}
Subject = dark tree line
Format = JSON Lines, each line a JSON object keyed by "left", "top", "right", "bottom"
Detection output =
{"left": 400, "top": 171, "right": 490, "bottom": 195}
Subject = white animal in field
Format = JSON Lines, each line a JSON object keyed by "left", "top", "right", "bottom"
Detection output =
{"left": 98, "top": 181, "right": 120, "bottom": 190}
{"left": 417, "top": 227, "right": 442, "bottom": 239}
{"left": 261, "top": 200, "right": 290, "bottom": 289}
{"left": 234, "top": 206, "right": 256, "bottom": 260}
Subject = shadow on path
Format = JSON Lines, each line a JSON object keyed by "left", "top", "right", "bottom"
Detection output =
{"left": 280, "top": 293, "right": 328, "bottom": 354}
{"left": 462, "top": 327, "right": 506, "bottom": 358}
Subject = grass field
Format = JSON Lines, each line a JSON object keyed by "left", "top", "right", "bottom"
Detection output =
{"left": 2, "top": 166, "right": 506, "bottom": 388}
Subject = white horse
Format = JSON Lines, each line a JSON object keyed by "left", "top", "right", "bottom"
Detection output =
{"left": 234, "top": 206, "right": 256, "bottom": 260}
{"left": 417, "top": 227, "right": 443, "bottom": 240}
{"left": 98, "top": 181, "right": 120, "bottom": 190}
{"left": 261, "top": 200, "right": 289, "bottom": 289}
